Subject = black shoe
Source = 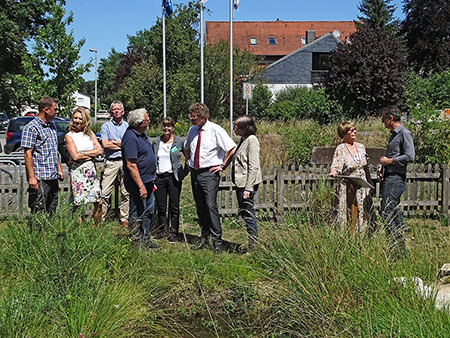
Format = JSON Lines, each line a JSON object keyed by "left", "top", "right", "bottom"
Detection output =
{"left": 213, "top": 241, "right": 224, "bottom": 254}
{"left": 168, "top": 235, "right": 177, "bottom": 243}
{"left": 136, "top": 240, "right": 160, "bottom": 251}
{"left": 191, "top": 238, "right": 208, "bottom": 250}
{"left": 154, "top": 232, "right": 166, "bottom": 240}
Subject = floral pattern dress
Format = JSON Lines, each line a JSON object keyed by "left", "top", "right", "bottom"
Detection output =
{"left": 68, "top": 132, "right": 101, "bottom": 206}
{"left": 330, "top": 142, "right": 372, "bottom": 232}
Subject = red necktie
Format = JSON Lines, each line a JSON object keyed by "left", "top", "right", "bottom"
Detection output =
{"left": 193, "top": 128, "right": 202, "bottom": 170}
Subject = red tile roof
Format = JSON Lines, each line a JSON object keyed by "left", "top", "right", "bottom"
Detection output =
{"left": 205, "top": 21, "right": 357, "bottom": 56}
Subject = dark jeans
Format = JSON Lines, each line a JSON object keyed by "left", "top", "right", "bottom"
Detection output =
{"left": 191, "top": 169, "right": 222, "bottom": 244}
{"left": 381, "top": 174, "right": 406, "bottom": 257}
{"left": 28, "top": 179, "right": 59, "bottom": 232}
{"left": 127, "top": 181, "right": 155, "bottom": 242}
{"left": 236, "top": 185, "right": 259, "bottom": 246}
{"left": 154, "top": 174, "right": 182, "bottom": 235}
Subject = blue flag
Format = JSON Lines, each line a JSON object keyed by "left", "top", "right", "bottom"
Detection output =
{"left": 164, "top": 0, "right": 173, "bottom": 17}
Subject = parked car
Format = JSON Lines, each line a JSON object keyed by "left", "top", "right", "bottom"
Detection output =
{"left": 4, "top": 116, "right": 104, "bottom": 162}
{"left": 0, "top": 111, "right": 10, "bottom": 132}
{"left": 97, "top": 110, "right": 110, "bottom": 119}
{"left": 4, "top": 116, "right": 70, "bottom": 154}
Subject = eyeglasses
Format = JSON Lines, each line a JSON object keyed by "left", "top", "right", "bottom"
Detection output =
{"left": 348, "top": 128, "right": 356, "bottom": 133}
{"left": 141, "top": 119, "right": 150, "bottom": 123}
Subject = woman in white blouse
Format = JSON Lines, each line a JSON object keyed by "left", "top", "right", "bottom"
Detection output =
{"left": 65, "top": 107, "right": 103, "bottom": 225}
{"left": 151, "top": 117, "right": 188, "bottom": 242}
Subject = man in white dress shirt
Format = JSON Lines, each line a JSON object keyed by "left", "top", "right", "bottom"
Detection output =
{"left": 184, "top": 103, "right": 236, "bottom": 252}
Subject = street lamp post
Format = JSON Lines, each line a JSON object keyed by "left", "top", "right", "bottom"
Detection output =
{"left": 89, "top": 48, "right": 98, "bottom": 124}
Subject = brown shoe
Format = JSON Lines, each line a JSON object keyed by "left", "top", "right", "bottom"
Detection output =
{"left": 121, "top": 221, "right": 128, "bottom": 227}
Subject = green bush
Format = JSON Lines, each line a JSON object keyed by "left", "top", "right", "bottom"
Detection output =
{"left": 403, "top": 71, "right": 450, "bottom": 164}
{"left": 407, "top": 112, "right": 450, "bottom": 164}
{"left": 264, "top": 100, "right": 297, "bottom": 120}
{"left": 281, "top": 120, "right": 334, "bottom": 165}
{"left": 248, "top": 82, "right": 272, "bottom": 119}
{"left": 404, "top": 70, "right": 450, "bottom": 113}
{"left": 271, "top": 87, "right": 342, "bottom": 123}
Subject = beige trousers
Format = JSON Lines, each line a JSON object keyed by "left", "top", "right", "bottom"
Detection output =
{"left": 101, "top": 159, "right": 129, "bottom": 223}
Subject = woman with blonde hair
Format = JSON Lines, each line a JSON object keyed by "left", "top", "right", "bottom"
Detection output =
{"left": 65, "top": 106, "right": 103, "bottom": 225}
{"left": 329, "top": 121, "right": 374, "bottom": 232}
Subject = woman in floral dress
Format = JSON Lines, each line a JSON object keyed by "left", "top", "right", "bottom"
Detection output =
{"left": 329, "top": 121, "right": 374, "bottom": 233}
{"left": 65, "top": 107, "right": 103, "bottom": 225}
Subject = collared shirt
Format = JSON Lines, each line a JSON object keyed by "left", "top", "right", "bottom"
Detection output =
{"left": 100, "top": 119, "right": 129, "bottom": 159}
{"left": 122, "top": 127, "right": 156, "bottom": 185}
{"left": 385, "top": 124, "right": 415, "bottom": 175}
{"left": 184, "top": 120, "right": 236, "bottom": 169}
{"left": 21, "top": 117, "right": 59, "bottom": 180}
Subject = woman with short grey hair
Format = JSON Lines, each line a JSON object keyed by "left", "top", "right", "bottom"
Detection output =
{"left": 127, "top": 108, "right": 148, "bottom": 128}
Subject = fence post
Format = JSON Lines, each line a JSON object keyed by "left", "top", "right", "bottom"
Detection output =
{"left": 442, "top": 165, "right": 449, "bottom": 215}
{"left": 18, "top": 173, "right": 24, "bottom": 219}
{"left": 276, "top": 166, "right": 284, "bottom": 215}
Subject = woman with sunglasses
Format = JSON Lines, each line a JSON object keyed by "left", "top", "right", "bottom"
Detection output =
{"left": 329, "top": 121, "right": 373, "bottom": 233}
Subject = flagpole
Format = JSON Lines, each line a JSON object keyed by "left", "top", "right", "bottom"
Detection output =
{"left": 162, "top": 2, "right": 167, "bottom": 118}
{"left": 229, "top": 0, "right": 233, "bottom": 137}
{"left": 200, "top": 2, "right": 204, "bottom": 104}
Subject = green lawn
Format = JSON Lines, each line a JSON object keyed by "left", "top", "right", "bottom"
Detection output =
{"left": 0, "top": 186, "right": 449, "bottom": 336}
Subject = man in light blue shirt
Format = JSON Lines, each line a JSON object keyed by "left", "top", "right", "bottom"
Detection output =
{"left": 100, "top": 100, "right": 129, "bottom": 226}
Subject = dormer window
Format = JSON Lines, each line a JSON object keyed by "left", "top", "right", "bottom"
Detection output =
{"left": 249, "top": 38, "right": 258, "bottom": 45}
{"left": 268, "top": 37, "right": 276, "bottom": 45}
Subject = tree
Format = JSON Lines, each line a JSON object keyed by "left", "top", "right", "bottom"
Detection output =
{"left": 325, "top": 27, "right": 408, "bottom": 117}
{"left": 115, "top": 60, "right": 163, "bottom": 122}
{"left": 356, "top": 0, "right": 399, "bottom": 36}
{"left": 401, "top": 0, "right": 450, "bottom": 75}
{"left": 204, "top": 41, "right": 260, "bottom": 118}
{"left": 29, "top": 4, "right": 90, "bottom": 115}
{"left": 97, "top": 48, "right": 123, "bottom": 104}
{"left": 0, "top": 0, "right": 62, "bottom": 112}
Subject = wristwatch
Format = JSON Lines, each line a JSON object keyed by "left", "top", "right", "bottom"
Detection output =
{"left": 221, "top": 164, "right": 225, "bottom": 170}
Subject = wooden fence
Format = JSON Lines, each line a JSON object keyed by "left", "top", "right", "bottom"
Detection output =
{"left": 0, "top": 160, "right": 449, "bottom": 218}
{"left": 218, "top": 164, "right": 450, "bottom": 216}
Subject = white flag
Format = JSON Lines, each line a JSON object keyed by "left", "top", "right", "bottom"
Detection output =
{"left": 233, "top": 0, "right": 239, "bottom": 10}
{"left": 199, "top": 0, "right": 208, "bottom": 4}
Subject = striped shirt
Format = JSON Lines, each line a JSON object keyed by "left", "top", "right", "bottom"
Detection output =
{"left": 21, "top": 117, "right": 59, "bottom": 180}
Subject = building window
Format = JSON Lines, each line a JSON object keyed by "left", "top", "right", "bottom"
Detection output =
{"left": 301, "top": 37, "right": 306, "bottom": 45}
{"left": 312, "top": 52, "right": 330, "bottom": 70}
{"left": 249, "top": 38, "right": 257, "bottom": 45}
{"left": 268, "top": 37, "right": 276, "bottom": 45}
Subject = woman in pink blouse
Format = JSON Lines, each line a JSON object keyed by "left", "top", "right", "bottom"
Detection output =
{"left": 329, "top": 121, "right": 374, "bottom": 233}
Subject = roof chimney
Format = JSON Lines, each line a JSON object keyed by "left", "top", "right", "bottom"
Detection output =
{"left": 306, "top": 30, "right": 316, "bottom": 44}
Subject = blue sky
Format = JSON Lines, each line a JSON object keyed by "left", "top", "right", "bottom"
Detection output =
{"left": 65, "top": 0, "right": 405, "bottom": 81}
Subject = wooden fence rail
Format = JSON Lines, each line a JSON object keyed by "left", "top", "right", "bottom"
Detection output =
{"left": 218, "top": 164, "right": 450, "bottom": 216}
{"left": 0, "top": 161, "right": 449, "bottom": 218}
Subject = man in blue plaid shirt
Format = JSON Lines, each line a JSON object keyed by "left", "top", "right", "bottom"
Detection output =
{"left": 21, "top": 96, "right": 64, "bottom": 232}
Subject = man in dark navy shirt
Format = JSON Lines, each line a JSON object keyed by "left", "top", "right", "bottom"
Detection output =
{"left": 122, "top": 108, "right": 159, "bottom": 250}
{"left": 378, "top": 105, "right": 415, "bottom": 259}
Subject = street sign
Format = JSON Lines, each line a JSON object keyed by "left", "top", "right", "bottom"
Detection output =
{"left": 243, "top": 82, "right": 252, "bottom": 100}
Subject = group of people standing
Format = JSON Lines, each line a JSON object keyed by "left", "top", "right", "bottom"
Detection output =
{"left": 21, "top": 97, "right": 415, "bottom": 258}
{"left": 21, "top": 97, "right": 262, "bottom": 253}
{"left": 329, "top": 105, "right": 415, "bottom": 259}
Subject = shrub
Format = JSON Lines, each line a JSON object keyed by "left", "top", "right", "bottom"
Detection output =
{"left": 264, "top": 100, "right": 297, "bottom": 121}
{"left": 248, "top": 82, "right": 272, "bottom": 119}
{"left": 281, "top": 120, "right": 334, "bottom": 165}
{"left": 269, "top": 87, "right": 342, "bottom": 124}
{"left": 407, "top": 110, "right": 450, "bottom": 165}
{"left": 404, "top": 71, "right": 450, "bottom": 164}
